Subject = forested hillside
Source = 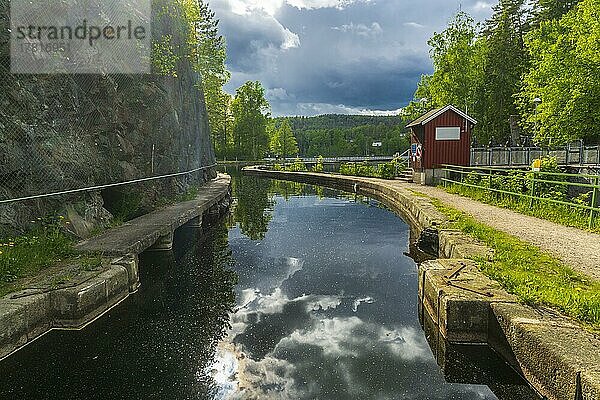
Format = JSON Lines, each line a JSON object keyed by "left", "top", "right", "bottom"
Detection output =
{"left": 271, "top": 115, "right": 410, "bottom": 158}
{"left": 280, "top": 115, "right": 405, "bottom": 131}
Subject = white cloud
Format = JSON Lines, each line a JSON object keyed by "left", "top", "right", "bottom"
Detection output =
{"left": 288, "top": 0, "right": 372, "bottom": 10}
{"left": 332, "top": 22, "right": 383, "bottom": 37}
{"left": 266, "top": 87, "right": 292, "bottom": 101}
{"left": 296, "top": 103, "right": 402, "bottom": 116}
{"left": 281, "top": 27, "right": 301, "bottom": 49}
{"left": 472, "top": 1, "right": 493, "bottom": 12}
{"left": 404, "top": 21, "right": 425, "bottom": 29}
{"left": 213, "top": 313, "right": 431, "bottom": 398}
{"left": 223, "top": 0, "right": 369, "bottom": 16}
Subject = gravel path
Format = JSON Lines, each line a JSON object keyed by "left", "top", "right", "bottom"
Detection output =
{"left": 398, "top": 183, "right": 600, "bottom": 281}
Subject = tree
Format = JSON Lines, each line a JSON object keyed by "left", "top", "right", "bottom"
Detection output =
{"left": 208, "top": 89, "right": 233, "bottom": 159}
{"left": 407, "top": 12, "right": 487, "bottom": 141}
{"left": 423, "top": 12, "right": 484, "bottom": 114}
{"left": 231, "top": 81, "right": 271, "bottom": 160}
{"left": 192, "top": 1, "right": 232, "bottom": 157}
{"left": 269, "top": 119, "right": 299, "bottom": 159}
{"left": 518, "top": 0, "right": 600, "bottom": 145}
{"left": 534, "top": 0, "right": 581, "bottom": 23}
{"left": 477, "top": 0, "right": 531, "bottom": 144}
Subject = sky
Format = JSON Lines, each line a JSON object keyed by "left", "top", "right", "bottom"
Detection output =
{"left": 210, "top": 0, "right": 495, "bottom": 116}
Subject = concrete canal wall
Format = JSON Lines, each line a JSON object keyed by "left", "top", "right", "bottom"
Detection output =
{"left": 0, "top": 174, "right": 231, "bottom": 360}
{"left": 243, "top": 166, "right": 600, "bottom": 400}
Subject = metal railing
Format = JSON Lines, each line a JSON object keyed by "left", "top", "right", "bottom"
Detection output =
{"left": 264, "top": 156, "right": 398, "bottom": 163}
{"left": 471, "top": 145, "right": 600, "bottom": 167}
{"left": 440, "top": 165, "right": 600, "bottom": 229}
{"left": 0, "top": 164, "right": 218, "bottom": 205}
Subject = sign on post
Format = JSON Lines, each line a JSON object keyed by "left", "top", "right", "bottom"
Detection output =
{"left": 532, "top": 159, "right": 542, "bottom": 172}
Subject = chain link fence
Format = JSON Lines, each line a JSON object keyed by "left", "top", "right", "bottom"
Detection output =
{"left": 0, "top": 0, "right": 216, "bottom": 230}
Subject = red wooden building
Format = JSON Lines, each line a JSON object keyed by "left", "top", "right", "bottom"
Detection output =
{"left": 406, "top": 105, "right": 477, "bottom": 183}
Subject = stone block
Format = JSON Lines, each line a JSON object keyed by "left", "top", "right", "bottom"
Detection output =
{"left": 149, "top": 231, "right": 174, "bottom": 251}
{"left": 0, "top": 303, "right": 27, "bottom": 359}
{"left": 5, "top": 293, "right": 52, "bottom": 342}
{"left": 186, "top": 215, "right": 203, "bottom": 229}
{"left": 421, "top": 259, "right": 516, "bottom": 343}
{"left": 439, "top": 295, "right": 490, "bottom": 343}
{"left": 51, "top": 279, "right": 107, "bottom": 327}
{"left": 97, "top": 266, "right": 129, "bottom": 306}
{"left": 491, "top": 302, "right": 600, "bottom": 400}
{"left": 112, "top": 254, "right": 140, "bottom": 292}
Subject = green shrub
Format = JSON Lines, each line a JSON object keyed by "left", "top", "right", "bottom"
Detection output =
{"left": 284, "top": 158, "right": 308, "bottom": 172}
{"left": 312, "top": 156, "right": 324, "bottom": 173}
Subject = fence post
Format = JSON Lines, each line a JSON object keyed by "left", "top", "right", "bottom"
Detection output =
{"left": 508, "top": 148, "right": 512, "bottom": 166}
{"left": 443, "top": 168, "right": 447, "bottom": 188}
{"left": 590, "top": 177, "right": 599, "bottom": 230}
{"left": 489, "top": 148, "right": 493, "bottom": 166}
{"left": 527, "top": 148, "right": 531, "bottom": 166}
{"left": 488, "top": 168, "right": 493, "bottom": 194}
{"left": 529, "top": 172, "right": 537, "bottom": 209}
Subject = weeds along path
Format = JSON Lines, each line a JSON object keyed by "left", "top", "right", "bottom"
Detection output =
{"left": 399, "top": 183, "right": 600, "bottom": 282}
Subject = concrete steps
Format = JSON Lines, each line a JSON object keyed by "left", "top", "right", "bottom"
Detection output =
{"left": 396, "top": 168, "right": 414, "bottom": 183}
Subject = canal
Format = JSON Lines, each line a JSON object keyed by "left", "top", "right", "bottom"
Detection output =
{"left": 0, "top": 173, "right": 539, "bottom": 399}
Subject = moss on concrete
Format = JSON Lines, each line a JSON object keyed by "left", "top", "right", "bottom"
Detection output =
{"left": 426, "top": 196, "right": 600, "bottom": 330}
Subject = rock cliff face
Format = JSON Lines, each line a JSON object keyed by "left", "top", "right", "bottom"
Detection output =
{"left": 0, "top": 0, "right": 216, "bottom": 236}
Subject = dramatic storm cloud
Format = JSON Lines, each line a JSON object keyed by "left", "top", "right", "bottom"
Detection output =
{"left": 211, "top": 0, "right": 494, "bottom": 116}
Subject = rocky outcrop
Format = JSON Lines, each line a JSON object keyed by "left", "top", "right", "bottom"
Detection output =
{"left": 0, "top": 0, "right": 216, "bottom": 235}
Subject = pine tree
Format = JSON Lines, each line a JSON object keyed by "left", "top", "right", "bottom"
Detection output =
{"left": 477, "top": 0, "right": 532, "bottom": 144}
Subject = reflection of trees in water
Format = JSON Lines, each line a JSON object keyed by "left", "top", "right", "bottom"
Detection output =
{"left": 228, "top": 166, "right": 389, "bottom": 241}
{"left": 231, "top": 173, "right": 324, "bottom": 240}
{"left": 135, "top": 221, "right": 239, "bottom": 398}
{"left": 270, "top": 179, "right": 309, "bottom": 200}
{"left": 232, "top": 174, "right": 275, "bottom": 240}
{"left": 0, "top": 220, "right": 238, "bottom": 400}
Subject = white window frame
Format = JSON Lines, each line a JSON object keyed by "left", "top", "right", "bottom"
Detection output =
{"left": 435, "top": 127, "right": 461, "bottom": 141}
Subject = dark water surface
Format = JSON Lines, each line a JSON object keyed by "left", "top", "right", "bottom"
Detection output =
{"left": 0, "top": 173, "right": 538, "bottom": 399}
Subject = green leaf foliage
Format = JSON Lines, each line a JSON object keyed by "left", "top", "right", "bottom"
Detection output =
{"left": 518, "top": 0, "right": 600, "bottom": 145}
{"left": 231, "top": 81, "right": 271, "bottom": 160}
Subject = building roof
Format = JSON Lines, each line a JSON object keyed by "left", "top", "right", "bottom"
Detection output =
{"left": 406, "top": 105, "right": 478, "bottom": 128}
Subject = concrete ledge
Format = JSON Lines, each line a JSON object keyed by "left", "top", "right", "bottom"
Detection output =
{"left": 52, "top": 265, "right": 129, "bottom": 329}
{"left": 492, "top": 303, "right": 600, "bottom": 400}
{"left": 0, "top": 262, "right": 129, "bottom": 359}
{"left": 75, "top": 174, "right": 231, "bottom": 256}
{"left": 420, "top": 259, "right": 517, "bottom": 343}
{"left": 0, "top": 174, "right": 232, "bottom": 360}
{"left": 438, "top": 229, "right": 494, "bottom": 260}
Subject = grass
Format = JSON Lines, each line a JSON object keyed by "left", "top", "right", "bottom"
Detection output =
{"left": 428, "top": 197, "right": 600, "bottom": 330}
{"left": 0, "top": 219, "right": 102, "bottom": 297}
{"left": 0, "top": 182, "right": 205, "bottom": 297}
{"left": 444, "top": 183, "right": 600, "bottom": 233}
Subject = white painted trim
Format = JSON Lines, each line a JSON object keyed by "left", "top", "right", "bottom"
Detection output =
{"left": 420, "top": 105, "right": 478, "bottom": 126}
